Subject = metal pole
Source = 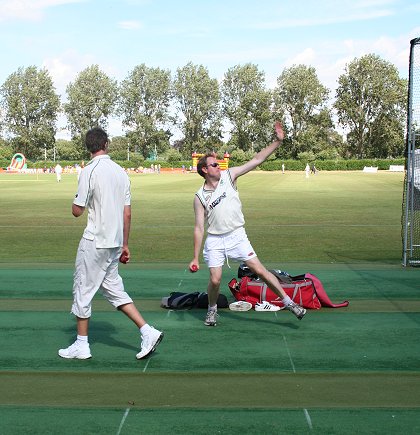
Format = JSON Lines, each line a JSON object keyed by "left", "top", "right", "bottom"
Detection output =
{"left": 402, "top": 39, "right": 416, "bottom": 265}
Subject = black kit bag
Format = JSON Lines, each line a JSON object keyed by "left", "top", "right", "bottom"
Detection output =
{"left": 161, "top": 291, "right": 228, "bottom": 309}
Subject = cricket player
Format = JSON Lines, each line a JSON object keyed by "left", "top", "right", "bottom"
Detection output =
{"left": 189, "top": 122, "right": 307, "bottom": 326}
{"left": 58, "top": 127, "right": 163, "bottom": 359}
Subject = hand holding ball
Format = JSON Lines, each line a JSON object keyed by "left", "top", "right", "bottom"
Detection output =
{"left": 120, "top": 253, "right": 129, "bottom": 264}
{"left": 190, "top": 264, "right": 198, "bottom": 273}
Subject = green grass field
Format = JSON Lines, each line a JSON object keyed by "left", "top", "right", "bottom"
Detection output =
{"left": 1, "top": 170, "right": 419, "bottom": 435}
{"left": 0, "top": 170, "right": 405, "bottom": 264}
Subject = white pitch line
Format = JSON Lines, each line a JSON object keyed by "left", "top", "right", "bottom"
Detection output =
{"left": 303, "top": 408, "right": 313, "bottom": 430}
{"left": 116, "top": 408, "right": 130, "bottom": 435}
{"left": 282, "top": 334, "right": 296, "bottom": 373}
{"left": 177, "top": 268, "right": 187, "bottom": 289}
{"left": 142, "top": 358, "right": 151, "bottom": 373}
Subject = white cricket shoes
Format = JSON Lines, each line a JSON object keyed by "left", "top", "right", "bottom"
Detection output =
{"left": 58, "top": 342, "right": 92, "bottom": 359}
{"left": 136, "top": 327, "right": 164, "bottom": 359}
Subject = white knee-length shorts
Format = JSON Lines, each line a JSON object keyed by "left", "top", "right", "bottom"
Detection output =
{"left": 71, "top": 238, "right": 133, "bottom": 318}
{"left": 203, "top": 227, "right": 257, "bottom": 268}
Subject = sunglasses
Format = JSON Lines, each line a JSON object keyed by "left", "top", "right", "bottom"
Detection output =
{"left": 206, "top": 163, "right": 219, "bottom": 168}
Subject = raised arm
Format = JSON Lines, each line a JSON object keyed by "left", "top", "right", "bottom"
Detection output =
{"left": 229, "top": 122, "right": 284, "bottom": 181}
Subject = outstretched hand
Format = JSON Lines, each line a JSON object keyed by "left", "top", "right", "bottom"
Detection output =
{"left": 274, "top": 121, "right": 284, "bottom": 142}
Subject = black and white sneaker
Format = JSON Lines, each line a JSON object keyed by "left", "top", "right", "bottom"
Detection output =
{"left": 255, "top": 301, "right": 280, "bottom": 312}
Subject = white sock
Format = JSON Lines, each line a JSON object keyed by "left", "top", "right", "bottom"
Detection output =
{"left": 282, "top": 295, "right": 293, "bottom": 306}
{"left": 208, "top": 304, "right": 217, "bottom": 312}
{"left": 140, "top": 324, "right": 152, "bottom": 336}
{"left": 76, "top": 335, "right": 89, "bottom": 345}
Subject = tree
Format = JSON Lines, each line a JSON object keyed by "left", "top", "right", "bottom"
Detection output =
{"left": 118, "top": 64, "right": 172, "bottom": 159}
{"left": 0, "top": 66, "right": 60, "bottom": 159}
{"left": 55, "top": 139, "right": 83, "bottom": 161}
{"left": 173, "top": 62, "right": 222, "bottom": 156}
{"left": 0, "top": 140, "right": 13, "bottom": 161}
{"left": 274, "top": 64, "right": 331, "bottom": 159}
{"left": 222, "top": 63, "right": 272, "bottom": 152}
{"left": 108, "top": 135, "right": 129, "bottom": 161}
{"left": 334, "top": 54, "right": 407, "bottom": 158}
{"left": 64, "top": 65, "right": 118, "bottom": 149}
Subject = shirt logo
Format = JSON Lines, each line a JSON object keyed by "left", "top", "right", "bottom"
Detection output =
{"left": 208, "top": 192, "right": 226, "bottom": 210}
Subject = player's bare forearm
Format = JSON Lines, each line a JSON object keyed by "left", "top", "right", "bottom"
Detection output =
{"left": 123, "top": 205, "right": 131, "bottom": 247}
{"left": 189, "top": 226, "right": 203, "bottom": 272}
{"left": 230, "top": 122, "right": 284, "bottom": 179}
{"left": 192, "top": 226, "right": 204, "bottom": 261}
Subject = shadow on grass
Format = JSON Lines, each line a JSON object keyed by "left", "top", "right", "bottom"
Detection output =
{"left": 61, "top": 321, "right": 139, "bottom": 352}
{"left": 168, "top": 308, "right": 301, "bottom": 330}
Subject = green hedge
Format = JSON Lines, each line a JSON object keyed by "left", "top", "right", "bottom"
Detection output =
{"left": 0, "top": 159, "right": 192, "bottom": 170}
{"left": 1, "top": 158, "right": 406, "bottom": 172}
{"left": 116, "top": 160, "right": 192, "bottom": 169}
{"left": 259, "top": 158, "right": 405, "bottom": 171}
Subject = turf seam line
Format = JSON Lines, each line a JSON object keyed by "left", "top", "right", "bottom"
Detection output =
{"left": 116, "top": 407, "right": 130, "bottom": 435}
{"left": 304, "top": 408, "right": 313, "bottom": 430}
{"left": 143, "top": 358, "right": 151, "bottom": 373}
{"left": 282, "top": 334, "right": 296, "bottom": 373}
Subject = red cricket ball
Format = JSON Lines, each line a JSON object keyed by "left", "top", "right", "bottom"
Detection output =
{"left": 120, "top": 254, "right": 129, "bottom": 264}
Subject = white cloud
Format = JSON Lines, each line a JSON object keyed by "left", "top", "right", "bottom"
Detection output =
{"left": 284, "top": 48, "right": 317, "bottom": 68}
{"left": 118, "top": 20, "right": 142, "bottom": 30}
{"left": 43, "top": 50, "right": 125, "bottom": 140}
{"left": 0, "top": 0, "right": 85, "bottom": 22}
{"left": 252, "top": 0, "right": 396, "bottom": 30}
{"left": 256, "top": 9, "right": 393, "bottom": 30}
{"left": 42, "top": 50, "right": 96, "bottom": 96}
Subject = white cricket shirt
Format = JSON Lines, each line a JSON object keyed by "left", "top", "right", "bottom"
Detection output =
{"left": 73, "top": 155, "right": 131, "bottom": 248}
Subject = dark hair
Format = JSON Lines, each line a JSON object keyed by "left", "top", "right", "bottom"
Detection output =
{"left": 85, "top": 127, "right": 108, "bottom": 154}
{"left": 197, "top": 153, "right": 216, "bottom": 178}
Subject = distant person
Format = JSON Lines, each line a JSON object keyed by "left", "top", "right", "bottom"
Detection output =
{"left": 282, "top": 163, "right": 285, "bottom": 174}
{"left": 58, "top": 127, "right": 163, "bottom": 360}
{"left": 189, "top": 122, "right": 306, "bottom": 327}
{"left": 75, "top": 164, "right": 82, "bottom": 181}
{"left": 311, "top": 164, "right": 317, "bottom": 175}
{"left": 55, "top": 163, "right": 62, "bottom": 182}
{"left": 305, "top": 163, "right": 310, "bottom": 178}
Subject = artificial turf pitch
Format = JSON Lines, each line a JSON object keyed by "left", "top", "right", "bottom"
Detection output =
{"left": 1, "top": 264, "right": 419, "bottom": 434}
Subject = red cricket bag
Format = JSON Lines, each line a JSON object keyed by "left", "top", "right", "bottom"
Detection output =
{"left": 228, "top": 272, "right": 349, "bottom": 310}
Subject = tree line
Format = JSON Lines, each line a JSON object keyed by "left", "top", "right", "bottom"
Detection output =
{"left": 0, "top": 53, "right": 407, "bottom": 163}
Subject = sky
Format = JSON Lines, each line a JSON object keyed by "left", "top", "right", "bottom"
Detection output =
{"left": 0, "top": 0, "right": 419, "bottom": 139}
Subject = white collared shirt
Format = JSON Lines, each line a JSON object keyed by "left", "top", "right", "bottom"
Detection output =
{"left": 74, "top": 155, "right": 131, "bottom": 248}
